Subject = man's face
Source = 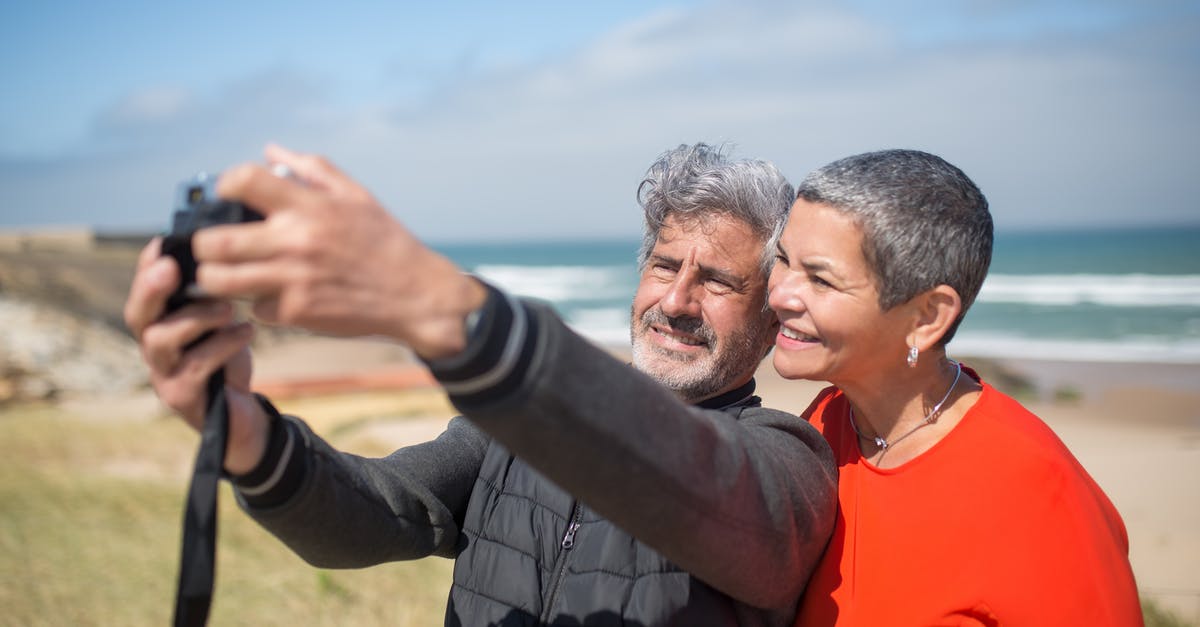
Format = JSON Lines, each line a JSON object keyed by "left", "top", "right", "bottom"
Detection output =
{"left": 631, "top": 213, "right": 778, "bottom": 403}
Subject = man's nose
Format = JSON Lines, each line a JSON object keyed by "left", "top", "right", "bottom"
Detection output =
{"left": 660, "top": 268, "right": 702, "bottom": 319}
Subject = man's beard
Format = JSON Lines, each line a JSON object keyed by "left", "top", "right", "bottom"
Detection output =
{"left": 630, "top": 306, "right": 769, "bottom": 403}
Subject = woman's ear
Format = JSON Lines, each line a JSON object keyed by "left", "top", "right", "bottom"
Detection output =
{"left": 908, "top": 285, "right": 963, "bottom": 352}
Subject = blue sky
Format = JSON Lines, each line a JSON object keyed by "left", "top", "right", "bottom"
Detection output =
{"left": 1, "top": 0, "right": 1197, "bottom": 241}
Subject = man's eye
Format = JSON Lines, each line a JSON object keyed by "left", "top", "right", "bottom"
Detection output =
{"left": 707, "top": 279, "right": 734, "bottom": 293}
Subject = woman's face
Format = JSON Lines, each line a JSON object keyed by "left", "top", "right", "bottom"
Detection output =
{"left": 768, "top": 199, "right": 912, "bottom": 386}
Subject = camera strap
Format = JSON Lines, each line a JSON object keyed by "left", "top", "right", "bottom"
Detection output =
{"left": 172, "top": 367, "right": 228, "bottom": 627}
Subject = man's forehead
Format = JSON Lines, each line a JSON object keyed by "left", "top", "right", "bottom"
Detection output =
{"left": 652, "top": 213, "right": 765, "bottom": 271}
{"left": 656, "top": 212, "right": 756, "bottom": 245}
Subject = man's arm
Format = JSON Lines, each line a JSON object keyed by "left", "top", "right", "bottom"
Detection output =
{"left": 427, "top": 286, "right": 838, "bottom": 610}
{"left": 195, "top": 146, "right": 837, "bottom": 606}
{"left": 123, "top": 208, "right": 490, "bottom": 567}
{"left": 234, "top": 414, "right": 490, "bottom": 566}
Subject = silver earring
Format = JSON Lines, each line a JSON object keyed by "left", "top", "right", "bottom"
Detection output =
{"left": 907, "top": 345, "right": 919, "bottom": 368}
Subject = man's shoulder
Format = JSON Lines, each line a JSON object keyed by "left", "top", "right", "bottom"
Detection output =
{"left": 731, "top": 403, "right": 829, "bottom": 444}
{"left": 737, "top": 403, "right": 802, "bottom": 422}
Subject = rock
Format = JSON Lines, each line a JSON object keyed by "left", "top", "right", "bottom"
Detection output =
{"left": 0, "top": 295, "right": 147, "bottom": 402}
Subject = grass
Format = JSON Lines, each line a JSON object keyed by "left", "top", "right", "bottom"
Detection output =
{"left": 0, "top": 397, "right": 454, "bottom": 627}
{"left": 2, "top": 394, "right": 1196, "bottom": 626}
{"left": 1145, "top": 598, "right": 1199, "bottom": 627}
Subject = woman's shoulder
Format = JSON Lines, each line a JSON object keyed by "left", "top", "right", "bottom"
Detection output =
{"left": 961, "top": 380, "right": 1094, "bottom": 478}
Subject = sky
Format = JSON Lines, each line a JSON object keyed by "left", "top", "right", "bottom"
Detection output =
{"left": 1, "top": 0, "right": 1197, "bottom": 242}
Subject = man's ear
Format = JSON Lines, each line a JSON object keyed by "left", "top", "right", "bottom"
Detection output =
{"left": 759, "top": 311, "right": 781, "bottom": 359}
{"left": 908, "top": 285, "right": 962, "bottom": 352}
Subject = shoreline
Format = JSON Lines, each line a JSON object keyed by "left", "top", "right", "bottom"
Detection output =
{"left": 248, "top": 334, "right": 1200, "bottom": 413}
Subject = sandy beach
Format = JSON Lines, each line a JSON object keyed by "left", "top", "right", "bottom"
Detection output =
{"left": 235, "top": 333, "right": 1200, "bottom": 621}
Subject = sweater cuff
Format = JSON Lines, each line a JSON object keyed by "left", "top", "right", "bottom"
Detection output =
{"left": 421, "top": 279, "right": 539, "bottom": 407}
{"left": 230, "top": 394, "right": 307, "bottom": 508}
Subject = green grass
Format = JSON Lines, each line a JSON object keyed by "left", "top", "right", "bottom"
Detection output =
{"left": 3, "top": 400, "right": 1195, "bottom": 626}
{"left": 0, "top": 402, "right": 452, "bottom": 627}
{"left": 1144, "top": 597, "right": 1199, "bottom": 627}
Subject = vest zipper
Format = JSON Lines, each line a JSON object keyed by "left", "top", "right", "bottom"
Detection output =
{"left": 540, "top": 502, "right": 583, "bottom": 623}
{"left": 561, "top": 513, "right": 582, "bottom": 550}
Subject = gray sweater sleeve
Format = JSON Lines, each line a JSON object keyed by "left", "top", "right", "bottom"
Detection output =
{"left": 234, "top": 414, "right": 490, "bottom": 566}
{"left": 427, "top": 289, "right": 838, "bottom": 610}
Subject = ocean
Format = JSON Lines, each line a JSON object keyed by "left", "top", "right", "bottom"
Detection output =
{"left": 433, "top": 225, "right": 1200, "bottom": 365}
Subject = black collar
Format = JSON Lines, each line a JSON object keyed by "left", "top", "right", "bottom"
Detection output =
{"left": 696, "top": 378, "right": 760, "bottom": 410}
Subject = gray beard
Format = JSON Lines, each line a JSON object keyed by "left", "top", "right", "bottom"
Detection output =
{"left": 630, "top": 306, "right": 767, "bottom": 403}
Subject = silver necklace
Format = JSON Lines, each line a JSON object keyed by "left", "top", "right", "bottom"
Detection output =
{"left": 849, "top": 359, "right": 963, "bottom": 452}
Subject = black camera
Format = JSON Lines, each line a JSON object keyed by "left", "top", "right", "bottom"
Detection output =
{"left": 161, "top": 173, "right": 263, "bottom": 314}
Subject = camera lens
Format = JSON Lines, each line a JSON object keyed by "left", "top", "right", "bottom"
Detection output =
{"left": 187, "top": 185, "right": 204, "bottom": 204}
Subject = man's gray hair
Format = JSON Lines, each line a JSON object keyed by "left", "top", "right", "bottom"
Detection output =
{"left": 637, "top": 143, "right": 794, "bottom": 277}
{"left": 796, "top": 149, "right": 993, "bottom": 344}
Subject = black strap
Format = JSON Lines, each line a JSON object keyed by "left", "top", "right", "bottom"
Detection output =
{"left": 172, "top": 367, "right": 228, "bottom": 627}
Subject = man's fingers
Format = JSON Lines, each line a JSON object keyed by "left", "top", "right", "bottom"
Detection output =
{"left": 141, "top": 301, "right": 236, "bottom": 374}
{"left": 195, "top": 259, "right": 295, "bottom": 300}
{"left": 264, "top": 144, "right": 341, "bottom": 190}
{"left": 175, "top": 322, "right": 254, "bottom": 381}
{"left": 192, "top": 219, "right": 279, "bottom": 263}
{"left": 136, "top": 237, "right": 163, "bottom": 271}
{"left": 265, "top": 143, "right": 371, "bottom": 201}
{"left": 154, "top": 322, "right": 254, "bottom": 418}
{"left": 125, "top": 256, "right": 179, "bottom": 336}
{"left": 215, "top": 162, "right": 311, "bottom": 218}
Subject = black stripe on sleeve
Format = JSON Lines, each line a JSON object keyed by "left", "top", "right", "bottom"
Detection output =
{"left": 422, "top": 280, "right": 540, "bottom": 408}
{"left": 231, "top": 395, "right": 308, "bottom": 509}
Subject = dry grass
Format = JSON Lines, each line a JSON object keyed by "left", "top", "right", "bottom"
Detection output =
{"left": 0, "top": 394, "right": 456, "bottom": 627}
{"left": 4, "top": 393, "right": 1197, "bottom": 626}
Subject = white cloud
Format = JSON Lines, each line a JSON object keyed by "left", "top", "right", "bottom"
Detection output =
{"left": 1, "top": 1, "right": 1195, "bottom": 238}
{"left": 99, "top": 87, "right": 192, "bottom": 127}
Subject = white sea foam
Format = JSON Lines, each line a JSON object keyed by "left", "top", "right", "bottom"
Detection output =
{"left": 979, "top": 274, "right": 1200, "bottom": 307}
{"left": 472, "top": 263, "right": 1200, "bottom": 363}
{"left": 567, "top": 307, "right": 634, "bottom": 347}
{"left": 949, "top": 332, "right": 1200, "bottom": 364}
{"left": 473, "top": 264, "right": 635, "bottom": 303}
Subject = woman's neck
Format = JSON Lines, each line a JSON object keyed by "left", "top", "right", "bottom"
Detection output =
{"left": 838, "top": 355, "right": 980, "bottom": 466}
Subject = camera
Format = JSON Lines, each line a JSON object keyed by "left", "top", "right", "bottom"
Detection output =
{"left": 161, "top": 173, "right": 263, "bottom": 313}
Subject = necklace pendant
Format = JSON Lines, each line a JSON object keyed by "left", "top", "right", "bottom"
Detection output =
{"left": 874, "top": 436, "right": 888, "bottom": 450}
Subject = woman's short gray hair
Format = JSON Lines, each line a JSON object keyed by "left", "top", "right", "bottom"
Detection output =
{"left": 796, "top": 149, "right": 993, "bottom": 344}
{"left": 637, "top": 143, "right": 794, "bottom": 277}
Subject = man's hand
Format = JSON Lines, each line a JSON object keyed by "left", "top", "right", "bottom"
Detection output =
{"left": 192, "top": 144, "right": 486, "bottom": 360}
{"left": 124, "top": 238, "right": 270, "bottom": 475}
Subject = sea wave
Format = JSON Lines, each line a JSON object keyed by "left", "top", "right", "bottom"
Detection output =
{"left": 566, "top": 307, "right": 634, "bottom": 347}
{"left": 978, "top": 274, "right": 1200, "bottom": 307}
{"left": 473, "top": 264, "right": 635, "bottom": 303}
{"left": 949, "top": 331, "right": 1200, "bottom": 364}
{"left": 542, "top": 302, "right": 1200, "bottom": 364}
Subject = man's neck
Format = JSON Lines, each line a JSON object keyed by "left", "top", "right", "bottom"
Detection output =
{"left": 694, "top": 378, "right": 757, "bottom": 409}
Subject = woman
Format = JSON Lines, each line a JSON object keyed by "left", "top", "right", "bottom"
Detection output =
{"left": 769, "top": 150, "right": 1142, "bottom": 626}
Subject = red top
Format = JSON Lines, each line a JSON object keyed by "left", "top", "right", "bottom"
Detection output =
{"left": 796, "top": 370, "right": 1142, "bottom": 626}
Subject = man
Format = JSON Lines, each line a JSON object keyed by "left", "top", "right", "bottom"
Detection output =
{"left": 125, "top": 143, "right": 836, "bottom": 626}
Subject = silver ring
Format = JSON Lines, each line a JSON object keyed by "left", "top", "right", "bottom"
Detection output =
{"left": 270, "top": 163, "right": 296, "bottom": 180}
